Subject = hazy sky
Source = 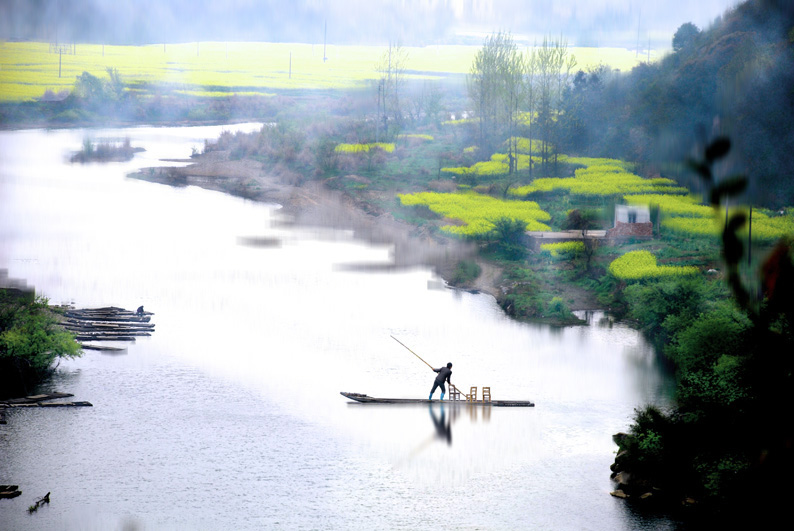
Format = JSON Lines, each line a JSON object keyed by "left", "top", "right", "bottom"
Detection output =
{"left": 1, "top": 0, "right": 742, "bottom": 48}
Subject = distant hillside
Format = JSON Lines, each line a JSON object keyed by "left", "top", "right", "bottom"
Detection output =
{"left": 567, "top": 0, "right": 794, "bottom": 207}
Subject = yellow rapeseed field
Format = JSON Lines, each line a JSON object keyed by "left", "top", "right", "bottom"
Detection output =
{"left": 398, "top": 191, "right": 551, "bottom": 236}
{"left": 0, "top": 41, "right": 654, "bottom": 102}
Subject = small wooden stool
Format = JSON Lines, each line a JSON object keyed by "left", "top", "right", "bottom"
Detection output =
{"left": 467, "top": 386, "right": 477, "bottom": 402}
{"left": 482, "top": 387, "right": 491, "bottom": 402}
{"left": 449, "top": 385, "right": 461, "bottom": 401}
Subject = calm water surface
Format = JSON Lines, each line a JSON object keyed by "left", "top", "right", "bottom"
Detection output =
{"left": 0, "top": 125, "right": 677, "bottom": 529}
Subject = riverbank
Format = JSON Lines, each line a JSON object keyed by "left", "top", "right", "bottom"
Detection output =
{"left": 128, "top": 150, "right": 600, "bottom": 315}
{"left": 129, "top": 155, "right": 485, "bottom": 289}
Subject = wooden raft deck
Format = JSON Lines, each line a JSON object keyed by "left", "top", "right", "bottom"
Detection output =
{"left": 340, "top": 392, "right": 534, "bottom": 407}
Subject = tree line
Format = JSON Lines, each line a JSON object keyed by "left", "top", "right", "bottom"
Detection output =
{"left": 554, "top": 0, "right": 794, "bottom": 208}
{"left": 467, "top": 32, "right": 576, "bottom": 179}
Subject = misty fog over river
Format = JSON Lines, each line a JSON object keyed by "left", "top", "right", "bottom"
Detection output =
{"left": 1, "top": 124, "right": 676, "bottom": 529}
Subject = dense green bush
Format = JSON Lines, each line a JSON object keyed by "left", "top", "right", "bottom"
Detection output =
{"left": 0, "top": 289, "right": 81, "bottom": 398}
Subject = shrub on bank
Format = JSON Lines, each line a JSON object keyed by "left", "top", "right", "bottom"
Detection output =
{"left": 0, "top": 290, "right": 81, "bottom": 398}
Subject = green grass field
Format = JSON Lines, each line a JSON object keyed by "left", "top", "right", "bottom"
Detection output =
{"left": 0, "top": 41, "right": 657, "bottom": 102}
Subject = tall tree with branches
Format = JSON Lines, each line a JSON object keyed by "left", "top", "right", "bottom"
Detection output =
{"left": 375, "top": 42, "right": 408, "bottom": 140}
{"left": 468, "top": 32, "right": 524, "bottom": 161}
{"left": 532, "top": 37, "right": 576, "bottom": 176}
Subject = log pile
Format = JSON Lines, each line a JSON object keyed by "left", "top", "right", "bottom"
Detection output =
{"left": 58, "top": 306, "right": 155, "bottom": 348}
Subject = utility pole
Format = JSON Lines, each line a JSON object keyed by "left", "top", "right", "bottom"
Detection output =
{"left": 323, "top": 20, "right": 328, "bottom": 62}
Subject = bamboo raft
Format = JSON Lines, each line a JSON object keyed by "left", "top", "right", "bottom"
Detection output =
{"left": 340, "top": 392, "right": 534, "bottom": 407}
{"left": 58, "top": 306, "right": 155, "bottom": 347}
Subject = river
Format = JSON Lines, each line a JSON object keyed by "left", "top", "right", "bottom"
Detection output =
{"left": 0, "top": 124, "right": 677, "bottom": 530}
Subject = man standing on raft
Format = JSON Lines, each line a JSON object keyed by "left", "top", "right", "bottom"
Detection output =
{"left": 429, "top": 362, "right": 453, "bottom": 400}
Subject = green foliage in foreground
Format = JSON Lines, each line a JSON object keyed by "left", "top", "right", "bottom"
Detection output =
{"left": 0, "top": 289, "right": 81, "bottom": 398}
{"left": 609, "top": 250, "right": 699, "bottom": 280}
{"left": 612, "top": 137, "right": 794, "bottom": 524}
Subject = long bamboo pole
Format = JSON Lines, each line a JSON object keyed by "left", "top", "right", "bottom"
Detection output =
{"left": 390, "top": 335, "right": 434, "bottom": 371}
{"left": 390, "top": 336, "right": 470, "bottom": 399}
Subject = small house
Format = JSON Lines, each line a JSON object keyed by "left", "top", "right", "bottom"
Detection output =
{"left": 607, "top": 205, "right": 653, "bottom": 239}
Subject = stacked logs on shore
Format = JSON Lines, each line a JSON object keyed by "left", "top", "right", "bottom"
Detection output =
{"left": 59, "top": 306, "right": 155, "bottom": 347}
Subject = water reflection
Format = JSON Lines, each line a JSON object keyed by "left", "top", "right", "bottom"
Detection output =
{"left": 0, "top": 125, "right": 678, "bottom": 530}
{"left": 429, "top": 403, "right": 454, "bottom": 445}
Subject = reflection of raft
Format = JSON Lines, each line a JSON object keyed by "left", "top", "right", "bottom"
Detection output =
{"left": 340, "top": 392, "right": 534, "bottom": 407}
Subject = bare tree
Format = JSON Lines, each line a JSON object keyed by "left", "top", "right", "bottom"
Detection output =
{"left": 376, "top": 42, "right": 408, "bottom": 140}
{"left": 524, "top": 48, "right": 538, "bottom": 179}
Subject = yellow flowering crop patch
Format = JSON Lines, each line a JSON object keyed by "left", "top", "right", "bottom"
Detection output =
{"left": 511, "top": 159, "right": 685, "bottom": 197}
{"left": 540, "top": 241, "right": 584, "bottom": 258}
{"left": 398, "top": 133, "right": 433, "bottom": 141}
{"left": 443, "top": 152, "right": 540, "bottom": 177}
{"left": 335, "top": 142, "right": 395, "bottom": 154}
{"left": 624, "top": 194, "right": 712, "bottom": 217}
{"left": 662, "top": 208, "right": 794, "bottom": 241}
{"left": 623, "top": 194, "right": 793, "bottom": 241}
{"left": 609, "top": 250, "right": 699, "bottom": 280}
{"left": 1, "top": 41, "right": 656, "bottom": 102}
{"left": 557, "top": 155, "right": 632, "bottom": 170}
{"left": 399, "top": 191, "right": 551, "bottom": 236}
{"left": 505, "top": 137, "right": 549, "bottom": 154}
